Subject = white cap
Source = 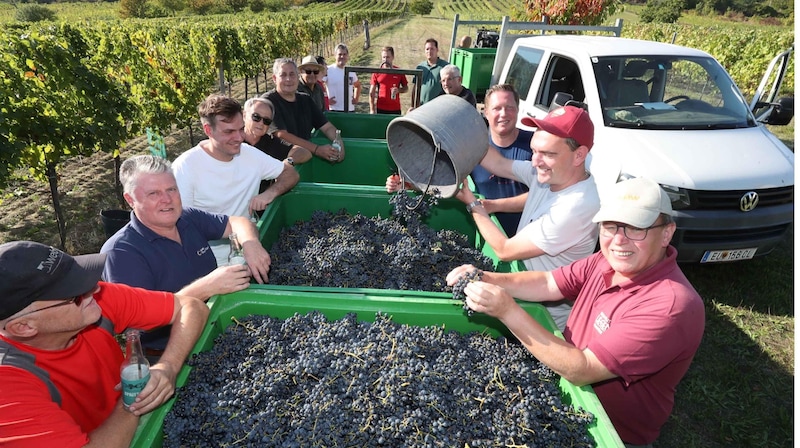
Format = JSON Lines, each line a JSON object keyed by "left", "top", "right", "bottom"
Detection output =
{"left": 592, "top": 177, "right": 672, "bottom": 228}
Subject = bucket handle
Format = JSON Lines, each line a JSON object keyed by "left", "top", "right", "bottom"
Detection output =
{"left": 406, "top": 142, "right": 441, "bottom": 211}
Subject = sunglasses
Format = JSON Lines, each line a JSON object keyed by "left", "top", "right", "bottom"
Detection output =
{"left": 304, "top": 70, "right": 320, "bottom": 75}
{"left": 251, "top": 113, "right": 272, "bottom": 126}
{"left": 3, "top": 286, "right": 97, "bottom": 329}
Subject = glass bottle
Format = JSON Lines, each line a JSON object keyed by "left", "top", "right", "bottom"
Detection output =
{"left": 228, "top": 233, "right": 246, "bottom": 266}
{"left": 331, "top": 129, "right": 343, "bottom": 155}
{"left": 391, "top": 83, "right": 398, "bottom": 100}
{"left": 120, "top": 329, "right": 150, "bottom": 410}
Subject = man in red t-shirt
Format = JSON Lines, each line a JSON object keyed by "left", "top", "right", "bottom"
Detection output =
{"left": 369, "top": 46, "right": 409, "bottom": 115}
{"left": 0, "top": 241, "right": 208, "bottom": 448}
{"left": 446, "top": 177, "right": 705, "bottom": 447}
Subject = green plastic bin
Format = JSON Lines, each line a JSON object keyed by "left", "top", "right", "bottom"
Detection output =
{"left": 130, "top": 289, "right": 624, "bottom": 448}
{"left": 256, "top": 183, "right": 522, "bottom": 275}
{"left": 295, "top": 138, "right": 395, "bottom": 186}
{"left": 311, "top": 111, "right": 398, "bottom": 140}
{"left": 450, "top": 47, "right": 497, "bottom": 99}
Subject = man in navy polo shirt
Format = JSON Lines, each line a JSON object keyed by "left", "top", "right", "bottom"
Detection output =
{"left": 101, "top": 155, "right": 271, "bottom": 352}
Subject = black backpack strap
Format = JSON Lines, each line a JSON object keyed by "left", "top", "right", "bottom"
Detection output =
{"left": 0, "top": 341, "right": 62, "bottom": 406}
{"left": 97, "top": 315, "right": 114, "bottom": 336}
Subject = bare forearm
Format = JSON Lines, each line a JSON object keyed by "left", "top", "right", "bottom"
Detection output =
{"left": 274, "top": 130, "right": 316, "bottom": 153}
{"left": 320, "top": 123, "right": 338, "bottom": 142}
{"left": 470, "top": 206, "right": 545, "bottom": 261}
{"left": 483, "top": 193, "right": 527, "bottom": 214}
{"left": 470, "top": 206, "right": 515, "bottom": 259}
{"left": 480, "top": 147, "right": 518, "bottom": 180}
{"left": 481, "top": 270, "right": 562, "bottom": 303}
{"left": 261, "top": 169, "right": 299, "bottom": 202}
{"left": 176, "top": 279, "right": 215, "bottom": 301}
{"left": 288, "top": 146, "right": 313, "bottom": 164}
{"left": 229, "top": 216, "right": 259, "bottom": 242}
{"left": 85, "top": 402, "right": 139, "bottom": 448}
{"left": 158, "top": 296, "right": 209, "bottom": 373}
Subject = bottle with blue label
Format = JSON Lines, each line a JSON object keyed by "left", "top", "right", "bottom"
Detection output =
{"left": 120, "top": 329, "right": 150, "bottom": 410}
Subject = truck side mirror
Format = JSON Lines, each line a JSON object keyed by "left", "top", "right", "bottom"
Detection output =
{"left": 764, "top": 97, "right": 794, "bottom": 126}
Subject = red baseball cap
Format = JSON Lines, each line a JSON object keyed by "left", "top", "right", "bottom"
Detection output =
{"left": 520, "top": 105, "right": 594, "bottom": 150}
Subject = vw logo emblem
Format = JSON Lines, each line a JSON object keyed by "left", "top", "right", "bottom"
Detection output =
{"left": 740, "top": 191, "right": 759, "bottom": 212}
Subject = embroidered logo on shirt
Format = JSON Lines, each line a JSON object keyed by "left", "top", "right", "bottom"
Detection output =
{"left": 197, "top": 246, "right": 210, "bottom": 256}
{"left": 594, "top": 312, "right": 610, "bottom": 334}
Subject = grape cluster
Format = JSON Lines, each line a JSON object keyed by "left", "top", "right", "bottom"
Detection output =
{"left": 451, "top": 268, "right": 483, "bottom": 316}
{"left": 269, "top": 208, "right": 493, "bottom": 291}
{"left": 163, "top": 312, "right": 595, "bottom": 447}
{"left": 388, "top": 190, "right": 439, "bottom": 224}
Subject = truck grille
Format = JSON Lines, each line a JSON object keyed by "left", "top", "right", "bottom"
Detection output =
{"left": 681, "top": 223, "right": 790, "bottom": 244}
{"left": 689, "top": 186, "right": 794, "bottom": 209}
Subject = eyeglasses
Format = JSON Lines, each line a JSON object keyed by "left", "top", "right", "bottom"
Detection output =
{"left": 251, "top": 114, "right": 272, "bottom": 126}
{"left": 599, "top": 222, "right": 668, "bottom": 241}
{"left": 304, "top": 70, "right": 320, "bottom": 75}
{"left": 2, "top": 286, "right": 97, "bottom": 329}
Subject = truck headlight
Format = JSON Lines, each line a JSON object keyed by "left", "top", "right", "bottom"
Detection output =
{"left": 661, "top": 184, "right": 691, "bottom": 210}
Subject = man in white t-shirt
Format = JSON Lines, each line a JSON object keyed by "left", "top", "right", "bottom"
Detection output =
{"left": 173, "top": 94, "right": 299, "bottom": 264}
{"left": 325, "top": 44, "right": 361, "bottom": 112}
{"left": 455, "top": 105, "right": 600, "bottom": 331}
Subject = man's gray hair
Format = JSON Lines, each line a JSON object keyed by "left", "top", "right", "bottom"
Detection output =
{"left": 244, "top": 97, "right": 274, "bottom": 115}
{"left": 120, "top": 155, "right": 173, "bottom": 195}
{"left": 441, "top": 64, "right": 461, "bottom": 78}
{"left": 272, "top": 58, "right": 297, "bottom": 76}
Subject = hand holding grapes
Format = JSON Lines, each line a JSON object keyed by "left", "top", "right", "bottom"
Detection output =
{"left": 463, "top": 281, "right": 518, "bottom": 320}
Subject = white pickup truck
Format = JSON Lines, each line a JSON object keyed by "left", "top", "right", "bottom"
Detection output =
{"left": 452, "top": 16, "right": 794, "bottom": 263}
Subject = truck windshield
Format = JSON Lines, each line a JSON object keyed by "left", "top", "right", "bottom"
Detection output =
{"left": 594, "top": 56, "right": 756, "bottom": 130}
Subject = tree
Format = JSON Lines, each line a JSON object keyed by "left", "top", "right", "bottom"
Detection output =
{"left": 226, "top": 0, "right": 248, "bottom": 12}
{"left": 119, "top": 0, "right": 148, "bottom": 18}
{"left": 14, "top": 4, "right": 57, "bottom": 22}
{"left": 640, "top": 0, "right": 685, "bottom": 22}
{"left": 520, "top": 0, "right": 620, "bottom": 25}
{"left": 0, "top": 25, "right": 136, "bottom": 247}
{"left": 409, "top": 0, "right": 433, "bottom": 15}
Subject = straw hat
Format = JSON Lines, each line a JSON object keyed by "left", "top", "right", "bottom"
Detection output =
{"left": 298, "top": 55, "right": 324, "bottom": 72}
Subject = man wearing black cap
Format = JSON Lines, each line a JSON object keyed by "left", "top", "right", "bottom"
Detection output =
{"left": 0, "top": 241, "right": 208, "bottom": 447}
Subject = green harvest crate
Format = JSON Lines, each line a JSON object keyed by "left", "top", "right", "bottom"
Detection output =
{"left": 255, "top": 182, "right": 523, "bottom": 275}
{"left": 311, "top": 111, "right": 398, "bottom": 140}
{"left": 130, "top": 289, "right": 624, "bottom": 448}
{"left": 450, "top": 47, "right": 497, "bottom": 98}
{"left": 295, "top": 138, "right": 395, "bottom": 186}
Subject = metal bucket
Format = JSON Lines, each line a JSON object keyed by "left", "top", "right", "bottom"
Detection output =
{"left": 386, "top": 95, "right": 488, "bottom": 198}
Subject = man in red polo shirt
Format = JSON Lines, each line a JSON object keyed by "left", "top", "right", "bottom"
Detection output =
{"left": 447, "top": 177, "right": 705, "bottom": 447}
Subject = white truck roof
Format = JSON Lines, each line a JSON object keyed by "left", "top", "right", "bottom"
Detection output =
{"left": 511, "top": 35, "right": 712, "bottom": 59}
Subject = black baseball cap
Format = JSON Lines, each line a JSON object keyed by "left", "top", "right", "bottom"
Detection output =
{"left": 0, "top": 241, "right": 106, "bottom": 320}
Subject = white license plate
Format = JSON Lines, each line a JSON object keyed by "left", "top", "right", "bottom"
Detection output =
{"left": 700, "top": 248, "right": 758, "bottom": 263}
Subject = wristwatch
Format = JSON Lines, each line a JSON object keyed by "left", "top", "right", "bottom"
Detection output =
{"left": 466, "top": 199, "right": 483, "bottom": 213}
{"left": 286, "top": 157, "right": 294, "bottom": 166}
